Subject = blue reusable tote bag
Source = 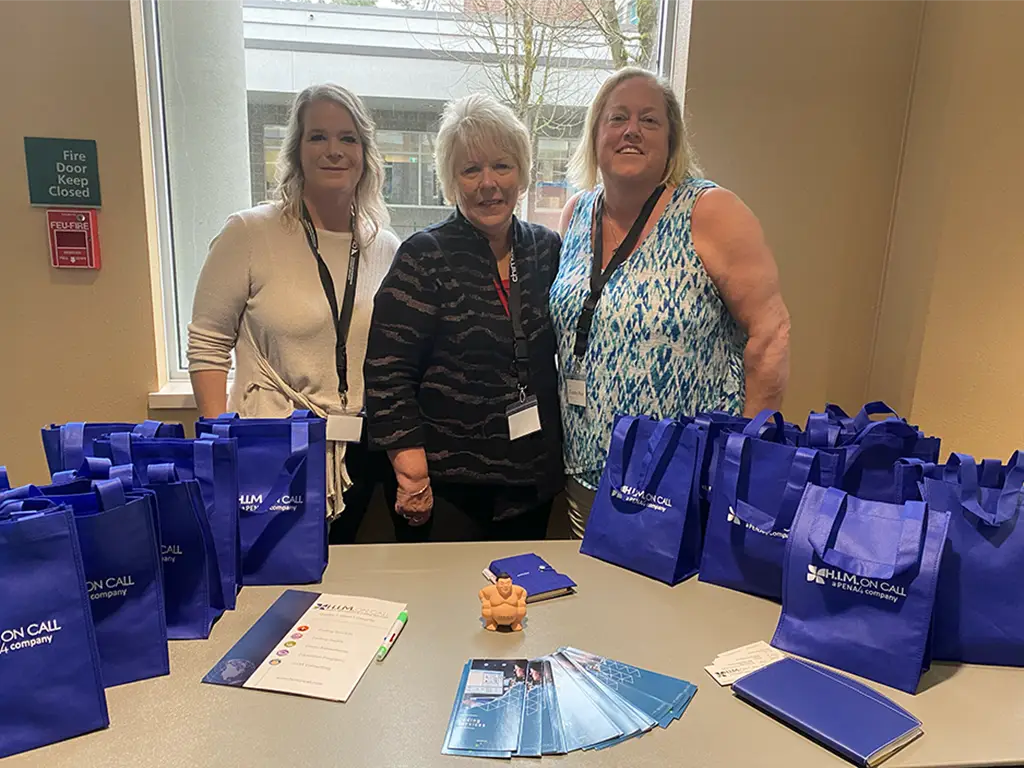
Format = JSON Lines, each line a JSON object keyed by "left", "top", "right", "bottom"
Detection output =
{"left": 691, "top": 411, "right": 802, "bottom": 530}
{"left": 803, "top": 413, "right": 941, "bottom": 502}
{"left": 772, "top": 484, "right": 950, "bottom": 693}
{"left": 808, "top": 401, "right": 923, "bottom": 446}
{"left": 699, "top": 411, "right": 839, "bottom": 601}
{"left": 581, "top": 415, "right": 702, "bottom": 584}
{"left": 9, "top": 476, "right": 170, "bottom": 687}
{"left": 141, "top": 463, "right": 225, "bottom": 639}
{"left": 41, "top": 420, "right": 185, "bottom": 475}
{"left": 0, "top": 500, "right": 109, "bottom": 758}
{"left": 98, "top": 432, "right": 241, "bottom": 610}
{"left": 913, "top": 453, "right": 1024, "bottom": 666}
{"left": 195, "top": 411, "right": 327, "bottom": 585}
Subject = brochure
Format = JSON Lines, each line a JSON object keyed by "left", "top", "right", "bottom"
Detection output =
{"left": 203, "top": 590, "right": 406, "bottom": 702}
{"left": 443, "top": 658, "right": 529, "bottom": 756}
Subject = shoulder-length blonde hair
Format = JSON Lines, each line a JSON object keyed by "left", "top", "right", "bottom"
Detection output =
{"left": 568, "top": 67, "right": 702, "bottom": 190}
{"left": 274, "top": 83, "right": 389, "bottom": 242}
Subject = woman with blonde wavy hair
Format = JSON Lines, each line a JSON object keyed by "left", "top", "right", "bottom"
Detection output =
{"left": 550, "top": 67, "right": 791, "bottom": 538}
{"left": 188, "top": 83, "right": 401, "bottom": 543}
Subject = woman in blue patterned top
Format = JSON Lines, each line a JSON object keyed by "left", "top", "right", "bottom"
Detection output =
{"left": 550, "top": 67, "right": 791, "bottom": 538}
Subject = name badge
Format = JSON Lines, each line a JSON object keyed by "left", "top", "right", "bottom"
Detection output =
{"left": 326, "top": 413, "right": 363, "bottom": 443}
{"left": 566, "top": 378, "right": 587, "bottom": 408}
{"left": 506, "top": 395, "right": 542, "bottom": 441}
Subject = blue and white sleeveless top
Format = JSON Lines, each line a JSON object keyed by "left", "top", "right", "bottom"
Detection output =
{"left": 550, "top": 179, "right": 746, "bottom": 489}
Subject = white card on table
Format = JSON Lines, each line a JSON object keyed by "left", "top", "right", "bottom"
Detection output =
{"left": 566, "top": 378, "right": 587, "bottom": 407}
{"left": 704, "top": 641, "right": 784, "bottom": 686}
{"left": 326, "top": 413, "right": 363, "bottom": 443}
{"left": 507, "top": 396, "right": 542, "bottom": 441}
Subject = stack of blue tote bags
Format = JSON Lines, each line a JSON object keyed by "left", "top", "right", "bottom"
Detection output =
{"left": 196, "top": 410, "right": 328, "bottom": 585}
{"left": 41, "top": 420, "right": 184, "bottom": 474}
{"left": 32, "top": 453, "right": 225, "bottom": 641}
{"left": 95, "top": 431, "right": 242, "bottom": 610}
{"left": 1, "top": 468, "right": 170, "bottom": 686}
{"left": 0, "top": 498, "right": 110, "bottom": 758}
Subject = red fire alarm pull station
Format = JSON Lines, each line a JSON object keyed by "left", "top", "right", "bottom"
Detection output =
{"left": 46, "top": 208, "right": 100, "bottom": 269}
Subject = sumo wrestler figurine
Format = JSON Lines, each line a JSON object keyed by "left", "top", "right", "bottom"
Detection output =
{"left": 479, "top": 572, "right": 527, "bottom": 631}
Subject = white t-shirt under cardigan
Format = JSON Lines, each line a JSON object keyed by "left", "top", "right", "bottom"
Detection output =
{"left": 187, "top": 202, "right": 400, "bottom": 519}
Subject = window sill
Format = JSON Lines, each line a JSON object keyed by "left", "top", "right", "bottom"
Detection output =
{"left": 148, "top": 380, "right": 198, "bottom": 410}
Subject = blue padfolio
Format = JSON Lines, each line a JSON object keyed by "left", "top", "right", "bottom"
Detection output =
{"left": 909, "top": 453, "right": 1024, "bottom": 666}
{"left": 98, "top": 433, "right": 241, "bottom": 610}
{"left": 195, "top": 411, "right": 327, "bottom": 585}
{"left": 699, "top": 411, "right": 839, "bottom": 601}
{"left": 41, "top": 420, "right": 185, "bottom": 475}
{"left": 5, "top": 477, "right": 170, "bottom": 687}
{"left": 0, "top": 501, "right": 109, "bottom": 758}
{"left": 581, "top": 415, "right": 702, "bottom": 585}
{"left": 772, "top": 484, "right": 950, "bottom": 694}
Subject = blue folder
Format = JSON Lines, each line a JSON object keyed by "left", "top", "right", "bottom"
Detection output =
{"left": 484, "top": 553, "right": 576, "bottom": 603}
{"left": 732, "top": 657, "right": 922, "bottom": 767}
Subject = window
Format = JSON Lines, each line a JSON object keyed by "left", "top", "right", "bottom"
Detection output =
{"left": 142, "top": 0, "right": 684, "bottom": 380}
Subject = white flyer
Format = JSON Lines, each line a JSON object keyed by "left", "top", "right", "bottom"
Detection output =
{"left": 240, "top": 593, "right": 406, "bottom": 702}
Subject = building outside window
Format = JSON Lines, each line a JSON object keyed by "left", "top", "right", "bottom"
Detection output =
{"left": 142, "top": 0, "right": 680, "bottom": 377}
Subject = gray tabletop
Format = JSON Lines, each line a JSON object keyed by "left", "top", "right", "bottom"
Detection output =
{"left": 9, "top": 541, "right": 1024, "bottom": 767}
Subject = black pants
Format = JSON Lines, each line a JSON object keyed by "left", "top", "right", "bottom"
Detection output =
{"left": 328, "top": 436, "right": 395, "bottom": 545}
{"left": 388, "top": 481, "right": 553, "bottom": 543}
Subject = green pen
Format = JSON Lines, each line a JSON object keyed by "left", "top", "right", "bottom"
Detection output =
{"left": 376, "top": 611, "right": 408, "bottom": 662}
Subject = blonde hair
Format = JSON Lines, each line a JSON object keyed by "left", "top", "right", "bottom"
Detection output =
{"left": 434, "top": 94, "right": 533, "bottom": 207}
{"left": 568, "top": 67, "right": 702, "bottom": 190}
{"left": 274, "top": 83, "right": 389, "bottom": 242}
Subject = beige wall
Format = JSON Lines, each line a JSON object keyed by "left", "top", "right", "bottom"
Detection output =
{"left": 1, "top": 0, "right": 1019, "bottom": 485}
{"left": 870, "top": 1, "right": 1024, "bottom": 458}
{"left": 687, "top": 0, "right": 925, "bottom": 421}
{"left": 0, "top": 0, "right": 162, "bottom": 484}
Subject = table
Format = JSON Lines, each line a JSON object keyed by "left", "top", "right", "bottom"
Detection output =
{"left": 8, "top": 542, "right": 1023, "bottom": 767}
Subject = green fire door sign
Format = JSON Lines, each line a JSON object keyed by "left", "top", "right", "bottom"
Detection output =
{"left": 24, "top": 137, "right": 102, "bottom": 208}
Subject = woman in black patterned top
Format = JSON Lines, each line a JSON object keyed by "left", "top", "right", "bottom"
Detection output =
{"left": 364, "top": 94, "right": 563, "bottom": 542}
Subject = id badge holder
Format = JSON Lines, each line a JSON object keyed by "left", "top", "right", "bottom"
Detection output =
{"left": 565, "top": 358, "right": 587, "bottom": 408}
{"left": 506, "top": 391, "right": 542, "bottom": 441}
{"left": 326, "top": 404, "right": 363, "bottom": 443}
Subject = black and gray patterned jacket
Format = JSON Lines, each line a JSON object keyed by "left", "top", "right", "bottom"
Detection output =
{"left": 364, "top": 208, "right": 564, "bottom": 501}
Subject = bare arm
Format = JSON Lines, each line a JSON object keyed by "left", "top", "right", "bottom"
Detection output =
{"left": 691, "top": 187, "right": 791, "bottom": 417}
{"left": 558, "top": 191, "right": 585, "bottom": 237}
{"left": 388, "top": 447, "right": 428, "bottom": 490}
{"left": 191, "top": 370, "right": 228, "bottom": 418}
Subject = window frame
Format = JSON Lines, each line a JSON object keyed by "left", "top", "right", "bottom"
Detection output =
{"left": 143, "top": 0, "right": 691, "bottom": 395}
{"left": 141, "top": 0, "right": 192, "bottom": 383}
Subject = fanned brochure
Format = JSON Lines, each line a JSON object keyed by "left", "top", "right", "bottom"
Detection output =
{"left": 442, "top": 648, "right": 697, "bottom": 758}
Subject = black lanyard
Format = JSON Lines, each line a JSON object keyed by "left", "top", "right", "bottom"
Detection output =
{"left": 493, "top": 248, "right": 531, "bottom": 399}
{"left": 300, "top": 202, "right": 360, "bottom": 399}
{"left": 572, "top": 184, "right": 665, "bottom": 358}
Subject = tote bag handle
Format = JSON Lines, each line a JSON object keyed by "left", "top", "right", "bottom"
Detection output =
{"left": 742, "top": 410, "right": 788, "bottom": 444}
{"left": 804, "top": 412, "right": 841, "bottom": 448}
{"left": 808, "top": 487, "right": 925, "bottom": 579}
{"left": 722, "top": 433, "right": 819, "bottom": 533}
{"left": 944, "top": 453, "right": 1021, "bottom": 527}
{"left": 852, "top": 401, "right": 900, "bottom": 431}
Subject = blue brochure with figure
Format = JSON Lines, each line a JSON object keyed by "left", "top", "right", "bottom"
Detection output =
{"left": 443, "top": 658, "right": 529, "bottom": 757}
